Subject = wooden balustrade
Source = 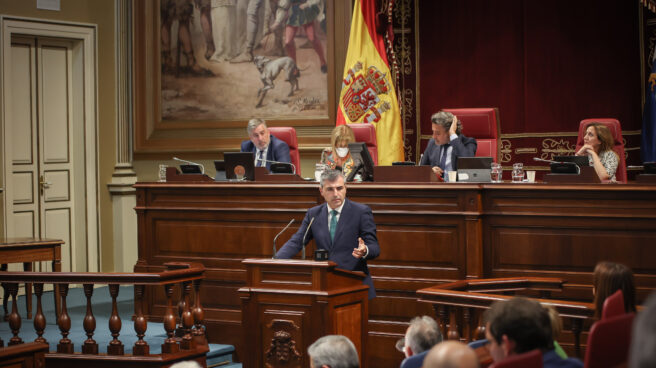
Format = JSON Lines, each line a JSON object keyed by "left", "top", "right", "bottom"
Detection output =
{"left": 0, "top": 262, "right": 208, "bottom": 368}
{"left": 417, "top": 277, "right": 595, "bottom": 358}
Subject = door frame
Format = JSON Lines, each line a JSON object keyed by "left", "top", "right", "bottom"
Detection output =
{"left": 1, "top": 16, "right": 99, "bottom": 272}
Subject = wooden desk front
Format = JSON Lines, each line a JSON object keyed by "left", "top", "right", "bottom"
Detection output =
{"left": 134, "top": 182, "right": 656, "bottom": 367}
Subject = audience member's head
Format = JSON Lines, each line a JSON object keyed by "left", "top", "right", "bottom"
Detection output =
{"left": 399, "top": 315, "right": 443, "bottom": 358}
{"left": 169, "top": 361, "right": 202, "bottom": 368}
{"left": 545, "top": 304, "right": 563, "bottom": 340}
{"left": 484, "top": 297, "right": 552, "bottom": 362}
{"left": 247, "top": 118, "right": 270, "bottom": 150}
{"left": 630, "top": 291, "right": 656, "bottom": 368}
{"left": 593, "top": 261, "right": 636, "bottom": 318}
{"left": 308, "top": 335, "right": 359, "bottom": 368}
{"left": 423, "top": 341, "right": 479, "bottom": 368}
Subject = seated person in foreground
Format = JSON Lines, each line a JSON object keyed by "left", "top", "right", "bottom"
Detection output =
{"left": 397, "top": 315, "right": 443, "bottom": 359}
{"left": 485, "top": 297, "right": 583, "bottom": 368}
{"left": 592, "top": 261, "right": 636, "bottom": 319}
{"left": 575, "top": 122, "right": 619, "bottom": 181}
{"left": 240, "top": 118, "right": 291, "bottom": 171}
{"left": 423, "top": 341, "right": 479, "bottom": 368}
{"left": 322, "top": 125, "right": 356, "bottom": 178}
{"left": 419, "top": 111, "right": 477, "bottom": 180}
{"left": 308, "top": 335, "right": 359, "bottom": 368}
{"left": 274, "top": 170, "right": 380, "bottom": 299}
{"left": 630, "top": 290, "right": 656, "bottom": 368}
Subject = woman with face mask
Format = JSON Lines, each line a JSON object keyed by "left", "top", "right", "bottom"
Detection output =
{"left": 322, "top": 125, "right": 356, "bottom": 177}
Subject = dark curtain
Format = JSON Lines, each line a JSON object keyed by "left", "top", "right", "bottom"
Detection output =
{"left": 418, "top": 0, "right": 641, "bottom": 159}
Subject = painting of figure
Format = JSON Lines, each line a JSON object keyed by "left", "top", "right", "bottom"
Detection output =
{"left": 160, "top": 0, "right": 329, "bottom": 121}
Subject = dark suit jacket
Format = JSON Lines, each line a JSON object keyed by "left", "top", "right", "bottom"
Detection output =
{"left": 419, "top": 135, "right": 477, "bottom": 171}
{"left": 275, "top": 199, "right": 380, "bottom": 299}
{"left": 240, "top": 135, "right": 291, "bottom": 171}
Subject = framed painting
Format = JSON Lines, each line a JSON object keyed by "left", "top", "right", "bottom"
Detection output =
{"left": 133, "top": 0, "right": 350, "bottom": 153}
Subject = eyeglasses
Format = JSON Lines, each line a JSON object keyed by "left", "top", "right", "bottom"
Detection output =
{"left": 395, "top": 337, "right": 405, "bottom": 352}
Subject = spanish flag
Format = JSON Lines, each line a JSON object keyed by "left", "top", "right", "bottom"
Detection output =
{"left": 336, "top": 0, "right": 404, "bottom": 165}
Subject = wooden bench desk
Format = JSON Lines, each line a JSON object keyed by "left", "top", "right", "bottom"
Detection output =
{"left": 0, "top": 238, "right": 63, "bottom": 320}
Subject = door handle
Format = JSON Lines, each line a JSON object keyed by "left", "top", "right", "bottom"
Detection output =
{"left": 39, "top": 175, "right": 52, "bottom": 195}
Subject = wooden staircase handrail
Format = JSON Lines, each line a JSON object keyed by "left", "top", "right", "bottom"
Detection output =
{"left": 0, "top": 262, "right": 205, "bottom": 285}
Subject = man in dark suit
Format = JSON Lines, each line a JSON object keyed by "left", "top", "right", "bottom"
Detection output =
{"left": 240, "top": 118, "right": 291, "bottom": 171}
{"left": 275, "top": 169, "right": 380, "bottom": 299}
{"left": 419, "top": 111, "right": 477, "bottom": 180}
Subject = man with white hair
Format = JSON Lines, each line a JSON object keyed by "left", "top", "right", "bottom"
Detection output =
{"left": 308, "top": 335, "right": 359, "bottom": 368}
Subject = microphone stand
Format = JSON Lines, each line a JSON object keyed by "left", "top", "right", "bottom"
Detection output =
{"left": 172, "top": 157, "right": 205, "bottom": 174}
{"left": 272, "top": 219, "right": 295, "bottom": 258}
{"left": 301, "top": 217, "right": 315, "bottom": 260}
{"left": 257, "top": 157, "right": 297, "bottom": 175}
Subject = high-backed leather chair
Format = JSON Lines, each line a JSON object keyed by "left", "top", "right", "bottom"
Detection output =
{"left": 601, "top": 289, "right": 625, "bottom": 320}
{"left": 575, "top": 119, "right": 626, "bottom": 183}
{"left": 349, "top": 123, "right": 378, "bottom": 165}
{"left": 490, "top": 349, "right": 542, "bottom": 368}
{"left": 268, "top": 126, "right": 301, "bottom": 175}
{"left": 442, "top": 108, "right": 500, "bottom": 162}
{"left": 584, "top": 313, "right": 635, "bottom": 368}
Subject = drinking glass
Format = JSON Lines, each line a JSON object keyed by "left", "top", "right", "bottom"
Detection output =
{"left": 158, "top": 164, "right": 168, "bottom": 182}
{"left": 490, "top": 163, "right": 502, "bottom": 183}
{"left": 512, "top": 163, "right": 524, "bottom": 182}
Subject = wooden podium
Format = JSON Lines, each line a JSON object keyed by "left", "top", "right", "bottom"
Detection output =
{"left": 238, "top": 259, "right": 369, "bottom": 368}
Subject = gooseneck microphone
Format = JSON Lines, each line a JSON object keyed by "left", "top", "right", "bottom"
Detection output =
{"left": 256, "top": 157, "right": 297, "bottom": 174}
{"left": 173, "top": 157, "right": 205, "bottom": 174}
{"left": 533, "top": 157, "right": 558, "bottom": 164}
{"left": 272, "top": 219, "right": 295, "bottom": 258}
{"left": 301, "top": 217, "right": 316, "bottom": 260}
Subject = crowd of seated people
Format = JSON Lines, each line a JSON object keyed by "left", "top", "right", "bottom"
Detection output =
{"left": 288, "top": 260, "right": 653, "bottom": 368}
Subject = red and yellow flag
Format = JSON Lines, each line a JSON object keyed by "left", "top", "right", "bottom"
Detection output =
{"left": 336, "top": 0, "right": 404, "bottom": 165}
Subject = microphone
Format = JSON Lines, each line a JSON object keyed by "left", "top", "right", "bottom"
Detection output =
{"left": 272, "top": 219, "right": 295, "bottom": 258}
{"left": 533, "top": 157, "right": 558, "bottom": 164}
{"left": 301, "top": 217, "right": 315, "bottom": 260}
{"left": 257, "top": 157, "right": 297, "bottom": 175}
{"left": 173, "top": 157, "right": 205, "bottom": 174}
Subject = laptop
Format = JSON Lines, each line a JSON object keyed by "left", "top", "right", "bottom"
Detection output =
{"left": 554, "top": 155, "right": 590, "bottom": 167}
{"left": 224, "top": 152, "right": 255, "bottom": 180}
{"left": 213, "top": 160, "right": 227, "bottom": 181}
{"left": 456, "top": 157, "right": 493, "bottom": 182}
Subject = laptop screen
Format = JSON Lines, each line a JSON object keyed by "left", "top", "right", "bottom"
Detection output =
{"left": 224, "top": 152, "right": 255, "bottom": 180}
{"left": 554, "top": 155, "right": 590, "bottom": 167}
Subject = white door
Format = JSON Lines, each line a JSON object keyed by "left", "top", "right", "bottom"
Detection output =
{"left": 3, "top": 35, "right": 86, "bottom": 273}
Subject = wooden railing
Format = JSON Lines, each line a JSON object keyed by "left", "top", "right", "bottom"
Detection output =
{"left": 417, "top": 277, "right": 595, "bottom": 358}
{"left": 0, "top": 262, "right": 208, "bottom": 368}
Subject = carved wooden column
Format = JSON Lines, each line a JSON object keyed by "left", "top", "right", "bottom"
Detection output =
{"left": 108, "top": 0, "right": 138, "bottom": 273}
{"left": 82, "top": 284, "right": 98, "bottom": 354}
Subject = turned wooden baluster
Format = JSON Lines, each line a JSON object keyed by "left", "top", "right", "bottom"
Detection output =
{"left": 462, "top": 307, "right": 472, "bottom": 342}
{"left": 180, "top": 281, "right": 194, "bottom": 350}
{"left": 434, "top": 304, "right": 447, "bottom": 338}
{"left": 161, "top": 283, "right": 180, "bottom": 354}
{"left": 474, "top": 309, "right": 486, "bottom": 341}
{"left": 192, "top": 278, "right": 207, "bottom": 347}
{"left": 571, "top": 317, "right": 583, "bottom": 358}
{"left": 107, "top": 284, "right": 124, "bottom": 355}
{"left": 57, "top": 283, "right": 73, "bottom": 353}
{"left": 82, "top": 284, "right": 98, "bottom": 354}
{"left": 175, "top": 285, "right": 186, "bottom": 338}
{"left": 33, "top": 283, "right": 46, "bottom": 343}
{"left": 448, "top": 307, "right": 460, "bottom": 340}
{"left": 133, "top": 284, "right": 150, "bottom": 355}
{"left": 7, "top": 283, "right": 23, "bottom": 345}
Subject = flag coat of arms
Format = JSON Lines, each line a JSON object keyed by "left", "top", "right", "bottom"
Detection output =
{"left": 336, "top": 0, "right": 404, "bottom": 165}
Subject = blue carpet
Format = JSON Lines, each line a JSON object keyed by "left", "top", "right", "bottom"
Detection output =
{"left": 0, "top": 286, "right": 241, "bottom": 367}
